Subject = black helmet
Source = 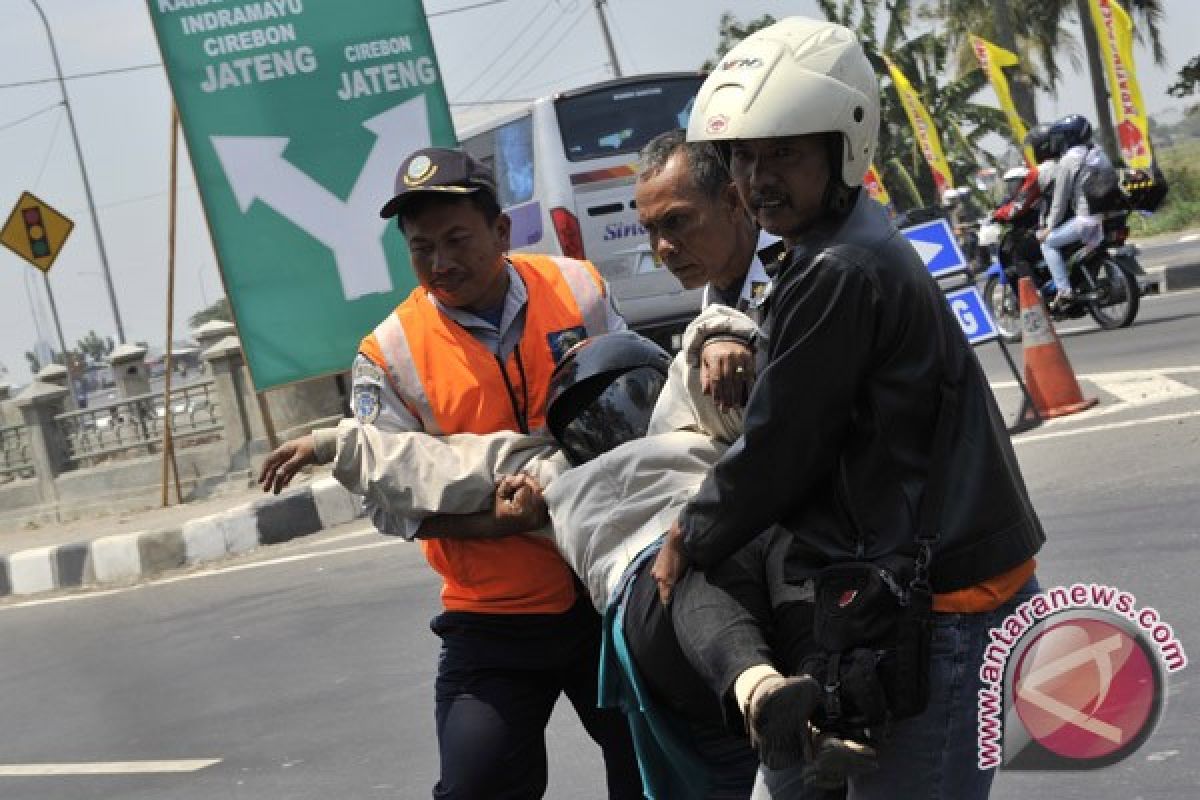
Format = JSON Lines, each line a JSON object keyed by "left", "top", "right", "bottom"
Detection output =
{"left": 1024, "top": 124, "right": 1057, "bottom": 163}
{"left": 1051, "top": 114, "right": 1093, "bottom": 153}
{"left": 545, "top": 331, "right": 672, "bottom": 466}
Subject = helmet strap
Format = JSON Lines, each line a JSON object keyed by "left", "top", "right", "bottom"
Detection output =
{"left": 822, "top": 133, "right": 857, "bottom": 218}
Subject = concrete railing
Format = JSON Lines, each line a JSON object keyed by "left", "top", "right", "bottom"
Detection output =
{"left": 54, "top": 380, "right": 222, "bottom": 466}
{"left": 0, "top": 423, "right": 34, "bottom": 481}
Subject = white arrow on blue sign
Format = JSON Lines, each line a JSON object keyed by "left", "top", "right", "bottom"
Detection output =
{"left": 901, "top": 218, "right": 970, "bottom": 278}
{"left": 944, "top": 286, "right": 999, "bottom": 346}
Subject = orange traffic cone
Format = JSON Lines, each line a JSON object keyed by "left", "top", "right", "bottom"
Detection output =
{"left": 1018, "top": 277, "right": 1098, "bottom": 418}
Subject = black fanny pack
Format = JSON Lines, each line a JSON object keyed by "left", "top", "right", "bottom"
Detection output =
{"left": 808, "top": 559, "right": 932, "bottom": 729}
{"left": 805, "top": 314, "right": 965, "bottom": 732}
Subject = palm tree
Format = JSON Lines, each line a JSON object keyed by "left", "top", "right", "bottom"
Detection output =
{"left": 817, "top": 1, "right": 1009, "bottom": 208}
{"left": 925, "top": 0, "right": 1081, "bottom": 127}
{"left": 932, "top": 0, "right": 1165, "bottom": 161}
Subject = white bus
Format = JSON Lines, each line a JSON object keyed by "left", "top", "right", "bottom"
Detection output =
{"left": 457, "top": 72, "right": 706, "bottom": 349}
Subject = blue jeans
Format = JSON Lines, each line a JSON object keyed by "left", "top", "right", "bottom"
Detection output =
{"left": 1041, "top": 221, "right": 1082, "bottom": 292}
{"left": 752, "top": 578, "right": 1040, "bottom": 800}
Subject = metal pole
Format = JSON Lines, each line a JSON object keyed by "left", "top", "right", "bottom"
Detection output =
{"left": 29, "top": 0, "right": 126, "bottom": 343}
{"left": 593, "top": 0, "right": 623, "bottom": 78}
{"left": 40, "top": 271, "right": 77, "bottom": 401}
{"left": 161, "top": 107, "right": 183, "bottom": 506}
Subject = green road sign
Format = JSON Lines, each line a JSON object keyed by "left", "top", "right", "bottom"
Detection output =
{"left": 146, "top": 0, "right": 456, "bottom": 389}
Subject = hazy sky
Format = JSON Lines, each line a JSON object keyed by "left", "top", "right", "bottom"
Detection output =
{"left": 0, "top": 0, "right": 1194, "bottom": 385}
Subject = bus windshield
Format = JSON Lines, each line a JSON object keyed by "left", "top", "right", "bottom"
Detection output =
{"left": 554, "top": 75, "right": 704, "bottom": 162}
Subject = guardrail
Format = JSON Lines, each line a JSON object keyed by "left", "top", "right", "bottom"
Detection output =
{"left": 0, "top": 423, "right": 35, "bottom": 481}
{"left": 55, "top": 380, "right": 222, "bottom": 466}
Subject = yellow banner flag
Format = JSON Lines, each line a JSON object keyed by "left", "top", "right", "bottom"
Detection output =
{"left": 863, "top": 163, "right": 892, "bottom": 208}
{"left": 968, "top": 34, "right": 1033, "bottom": 164}
{"left": 884, "top": 56, "right": 954, "bottom": 198}
{"left": 1089, "top": 0, "right": 1154, "bottom": 168}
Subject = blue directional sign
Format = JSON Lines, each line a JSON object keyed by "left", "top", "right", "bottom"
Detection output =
{"left": 944, "top": 286, "right": 998, "bottom": 346}
{"left": 902, "top": 218, "right": 970, "bottom": 278}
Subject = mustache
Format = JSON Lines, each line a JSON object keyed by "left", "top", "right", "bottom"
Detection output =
{"left": 747, "top": 191, "right": 788, "bottom": 211}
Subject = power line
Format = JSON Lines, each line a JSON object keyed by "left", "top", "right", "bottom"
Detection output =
{"left": 0, "top": 62, "right": 160, "bottom": 91}
{"left": 493, "top": 5, "right": 592, "bottom": 101}
{"left": 519, "top": 62, "right": 609, "bottom": 96}
{"left": 0, "top": 100, "right": 62, "bottom": 134}
{"left": 453, "top": 0, "right": 558, "bottom": 100}
{"left": 32, "top": 106, "right": 65, "bottom": 187}
{"left": 428, "top": 0, "right": 509, "bottom": 17}
{"left": 472, "top": 2, "right": 580, "bottom": 102}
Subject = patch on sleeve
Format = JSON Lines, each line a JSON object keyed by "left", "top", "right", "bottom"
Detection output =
{"left": 353, "top": 383, "right": 382, "bottom": 424}
{"left": 353, "top": 358, "right": 386, "bottom": 386}
{"left": 547, "top": 325, "right": 588, "bottom": 363}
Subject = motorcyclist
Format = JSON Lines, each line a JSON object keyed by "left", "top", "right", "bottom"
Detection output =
{"left": 992, "top": 125, "right": 1061, "bottom": 276}
{"left": 993, "top": 124, "right": 1059, "bottom": 228}
{"left": 1037, "top": 114, "right": 1108, "bottom": 308}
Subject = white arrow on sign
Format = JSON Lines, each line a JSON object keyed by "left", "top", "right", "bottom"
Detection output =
{"left": 910, "top": 237, "right": 943, "bottom": 267}
{"left": 211, "top": 96, "right": 431, "bottom": 301}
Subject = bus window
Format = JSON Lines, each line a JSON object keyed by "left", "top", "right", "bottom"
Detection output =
{"left": 462, "top": 115, "right": 535, "bottom": 208}
{"left": 555, "top": 75, "right": 704, "bottom": 162}
{"left": 495, "top": 116, "right": 534, "bottom": 206}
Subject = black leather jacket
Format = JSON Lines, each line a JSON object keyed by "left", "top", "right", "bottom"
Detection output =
{"left": 679, "top": 194, "right": 1044, "bottom": 593}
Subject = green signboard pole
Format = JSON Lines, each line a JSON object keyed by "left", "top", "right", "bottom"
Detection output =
{"left": 145, "top": 0, "right": 456, "bottom": 389}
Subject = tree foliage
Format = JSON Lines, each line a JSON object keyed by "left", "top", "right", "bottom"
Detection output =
{"left": 75, "top": 330, "right": 115, "bottom": 363}
{"left": 816, "top": 1, "right": 1010, "bottom": 208}
{"left": 701, "top": 12, "right": 777, "bottom": 70}
{"left": 188, "top": 297, "right": 233, "bottom": 330}
{"left": 1168, "top": 55, "right": 1200, "bottom": 98}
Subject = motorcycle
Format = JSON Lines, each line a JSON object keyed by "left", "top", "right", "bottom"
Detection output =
{"left": 981, "top": 211, "right": 1141, "bottom": 342}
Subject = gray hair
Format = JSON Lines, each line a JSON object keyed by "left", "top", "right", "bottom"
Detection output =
{"left": 637, "top": 129, "right": 730, "bottom": 202}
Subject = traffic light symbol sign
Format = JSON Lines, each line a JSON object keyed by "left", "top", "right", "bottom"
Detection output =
{"left": 23, "top": 207, "right": 51, "bottom": 258}
{"left": 1, "top": 191, "right": 74, "bottom": 271}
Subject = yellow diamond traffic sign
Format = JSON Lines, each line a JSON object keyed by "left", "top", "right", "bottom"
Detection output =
{"left": 1, "top": 191, "right": 74, "bottom": 273}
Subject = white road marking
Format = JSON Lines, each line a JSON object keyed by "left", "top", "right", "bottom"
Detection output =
{"left": 0, "top": 528, "right": 399, "bottom": 612}
{"left": 1014, "top": 409, "right": 1200, "bottom": 444}
{"left": 0, "top": 759, "right": 220, "bottom": 776}
{"left": 1178, "top": 233, "right": 1200, "bottom": 243}
{"left": 1081, "top": 371, "right": 1200, "bottom": 420}
{"left": 990, "top": 365, "right": 1200, "bottom": 392}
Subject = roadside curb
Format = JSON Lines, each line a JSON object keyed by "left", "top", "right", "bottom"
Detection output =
{"left": 1161, "top": 262, "right": 1200, "bottom": 291}
{"left": 0, "top": 476, "right": 363, "bottom": 600}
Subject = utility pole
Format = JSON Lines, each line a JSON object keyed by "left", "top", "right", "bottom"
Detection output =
{"left": 593, "top": 0, "right": 623, "bottom": 78}
{"left": 29, "top": 0, "right": 127, "bottom": 343}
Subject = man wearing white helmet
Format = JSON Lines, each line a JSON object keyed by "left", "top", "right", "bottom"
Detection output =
{"left": 651, "top": 17, "right": 1045, "bottom": 799}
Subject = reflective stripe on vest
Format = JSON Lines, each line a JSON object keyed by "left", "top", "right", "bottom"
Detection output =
{"left": 549, "top": 255, "right": 608, "bottom": 337}
{"left": 364, "top": 310, "right": 443, "bottom": 434}
{"left": 355, "top": 253, "right": 609, "bottom": 614}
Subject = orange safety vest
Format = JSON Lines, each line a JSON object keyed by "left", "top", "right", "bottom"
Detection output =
{"left": 359, "top": 253, "right": 610, "bottom": 614}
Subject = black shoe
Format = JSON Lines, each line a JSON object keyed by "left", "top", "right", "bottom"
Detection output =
{"left": 746, "top": 674, "right": 822, "bottom": 771}
{"left": 803, "top": 733, "right": 879, "bottom": 789}
{"left": 1050, "top": 289, "right": 1076, "bottom": 311}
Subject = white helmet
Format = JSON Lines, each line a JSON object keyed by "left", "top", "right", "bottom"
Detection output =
{"left": 686, "top": 17, "right": 879, "bottom": 189}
